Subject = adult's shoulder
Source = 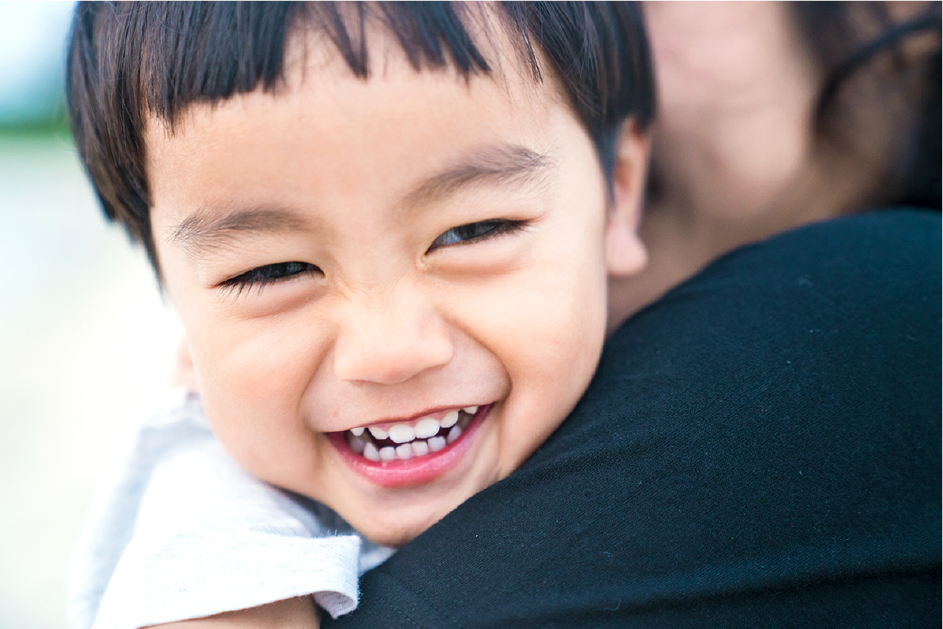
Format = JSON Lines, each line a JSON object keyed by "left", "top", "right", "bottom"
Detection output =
{"left": 548, "top": 206, "right": 940, "bottom": 486}
{"left": 702, "top": 207, "right": 940, "bottom": 297}
{"left": 598, "top": 207, "right": 941, "bottom": 388}
{"left": 705, "top": 207, "right": 938, "bottom": 293}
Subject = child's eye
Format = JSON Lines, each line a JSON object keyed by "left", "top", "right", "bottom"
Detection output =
{"left": 429, "top": 219, "right": 526, "bottom": 251}
{"left": 220, "top": 261, "right": 320, "bottom": 294}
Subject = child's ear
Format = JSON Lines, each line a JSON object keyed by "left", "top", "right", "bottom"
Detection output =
{"left": 605, "top": 121, "right": 649, "bottom": 278}
{"left": 171, "top": 337, "right": 199, "bottom": 392}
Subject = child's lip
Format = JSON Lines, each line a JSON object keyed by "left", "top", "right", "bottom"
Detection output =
{"left": 338, "top": 404, "right": 481, "bottom": 434}
{"left": 327, "top": 404, "right": 491, "bottom": 488}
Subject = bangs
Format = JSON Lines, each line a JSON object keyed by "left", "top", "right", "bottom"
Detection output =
{"left": 67, "top": 2, "right": 653, "bottom": 273}
{"left": 98, "top": 2, "right": 515, "bottom": 128}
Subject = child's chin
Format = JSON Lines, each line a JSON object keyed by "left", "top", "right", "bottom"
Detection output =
{"left": 367, "top": 526, "right": 422, "bottom": 549}
{"left": 339, "top": 492, "right": 472, "bottom": 548}
{"left": 355, "top": 514, "right": 439, "bottom": 549}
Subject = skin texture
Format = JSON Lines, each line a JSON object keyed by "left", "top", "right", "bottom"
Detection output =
{"left": 147, "top": 27, "right": 648, "bottom": 556}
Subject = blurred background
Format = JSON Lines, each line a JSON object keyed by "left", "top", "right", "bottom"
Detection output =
{"left": 0, "top": 2, "right": 181, "bottom": 626}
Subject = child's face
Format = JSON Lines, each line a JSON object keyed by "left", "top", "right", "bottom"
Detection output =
{"left": 147, "top": 37, "right": 646, "bottom": 546}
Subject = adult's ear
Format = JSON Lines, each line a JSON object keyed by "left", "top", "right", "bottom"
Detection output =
{"left": 606, "top": 120, "right": 649, "bottom": 278}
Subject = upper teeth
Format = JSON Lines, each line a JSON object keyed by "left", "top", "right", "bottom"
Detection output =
{"left": 388, "top": 424, "right": 415, "bottom": 444}
{"left": 440, "top": 410, "right": 459, "bottom": 428}
{"left": 347, "top": 406, "right": 480, "bottom": 461}
{"left": 414, "top": 418, "right": 440, "bottom": 439}
{"left": 368, "top": 426, "right": 388, "bottom": 440}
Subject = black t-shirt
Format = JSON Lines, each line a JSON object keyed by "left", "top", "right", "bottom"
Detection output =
{"left": 324, "top": 209, "right": 941, "bottom": 628}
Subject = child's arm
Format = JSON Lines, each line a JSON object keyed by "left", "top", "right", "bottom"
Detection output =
{"left": 147, "top": 598, "right": 319, "bottom": 629}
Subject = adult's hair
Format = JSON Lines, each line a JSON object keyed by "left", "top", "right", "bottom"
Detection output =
{"left": 66, "top": 1, "right": 655, "bottom": 275}
{"left": 792, "top": 1, "right": 941, "bottom": 211}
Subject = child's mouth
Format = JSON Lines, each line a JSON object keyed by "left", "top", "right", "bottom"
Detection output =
{"left": 327, "top": 405, "right": 490, "bottom": 488}
{"left": 345, "top": 406, "right": 479, "bottom": 462}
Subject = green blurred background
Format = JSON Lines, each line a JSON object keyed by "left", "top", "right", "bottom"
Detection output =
{"left": 0, "top": 3, "right": 180, "bottom": 626}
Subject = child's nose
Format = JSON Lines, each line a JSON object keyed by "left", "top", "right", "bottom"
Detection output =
{"left": 332, "top": 298, "right": 454, "bottom": 385}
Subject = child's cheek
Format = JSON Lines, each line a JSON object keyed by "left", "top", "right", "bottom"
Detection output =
{"left": 456, "top": 246, "right": 606, "bottom": 478}
{"left": 183, "top": 299, "right": 328, "bottom": 487}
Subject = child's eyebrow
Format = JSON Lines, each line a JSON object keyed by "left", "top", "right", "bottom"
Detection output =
{"left": 400, "top": 144, "right": 553, "bottom": 209}
{"left": 167, "top": 143, "right": 553, "bottom": 259}
{"left": 168, "top": 208, "right": 311, "bottom": 258}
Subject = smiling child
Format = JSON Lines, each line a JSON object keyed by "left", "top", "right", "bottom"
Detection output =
{"left": 67, "top": 3, "right": 654, "bottom": 627}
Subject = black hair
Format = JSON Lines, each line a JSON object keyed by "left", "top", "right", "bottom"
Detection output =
{"left": 66, "top": 1, "right": 655, "bottom": 273}
{"left": 792, "top": 1, "right": 941, "bottom": 210}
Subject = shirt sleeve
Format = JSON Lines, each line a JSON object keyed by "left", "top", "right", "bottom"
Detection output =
{"left": 68, "top": 389, "right": 394, "bottom": 629}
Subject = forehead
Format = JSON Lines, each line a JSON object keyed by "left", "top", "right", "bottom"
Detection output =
{"left": 144, "top": 24, "right": 577, "bottom": 225}
{"left": 146, "top": 7, "right": 566, "bottom": 144}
